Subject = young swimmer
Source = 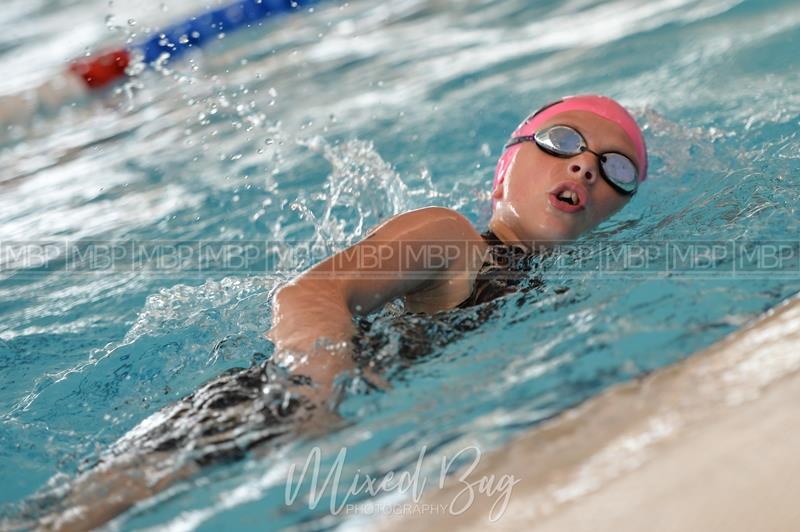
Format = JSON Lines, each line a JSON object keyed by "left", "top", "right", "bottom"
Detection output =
{"left": 29, "top": 95, "right": 647, "bottom": 530}
{"left": 268, "top": 94, "right": 648, "bottom": 402}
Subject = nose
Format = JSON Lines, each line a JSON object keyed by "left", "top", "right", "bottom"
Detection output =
{"left": 569, "top": 154, "right": 598, "bottom": 184}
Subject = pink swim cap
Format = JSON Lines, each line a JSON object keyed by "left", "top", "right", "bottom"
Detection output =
{"left": 492, "top": 95, "right": 648, "bottom": 200}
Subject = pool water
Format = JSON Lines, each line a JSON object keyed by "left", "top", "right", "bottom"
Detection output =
{"left": 1, "top": 0, "right": 799, "bottom": 528}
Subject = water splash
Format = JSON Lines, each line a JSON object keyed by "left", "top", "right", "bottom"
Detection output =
{"left": 288, "top": 137, "right": 436, "bottom": 256}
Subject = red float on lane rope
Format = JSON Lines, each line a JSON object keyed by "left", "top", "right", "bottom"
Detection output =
{"left": 69, "top": 48, "right": 131, "bottom": 90}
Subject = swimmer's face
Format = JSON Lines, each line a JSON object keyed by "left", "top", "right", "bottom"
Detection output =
{"left": 490, "top": 110, "right": 640, "bottom": 246}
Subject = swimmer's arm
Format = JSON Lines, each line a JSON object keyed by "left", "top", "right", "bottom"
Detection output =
{"left": 267, "top": 206, "right": 486, "bottom": 393}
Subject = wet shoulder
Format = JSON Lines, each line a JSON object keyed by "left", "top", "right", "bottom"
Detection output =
{"left": 364, "top": 206, "right": 485, "bottom": 243}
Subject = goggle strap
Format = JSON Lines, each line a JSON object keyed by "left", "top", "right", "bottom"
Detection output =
{"left": 504, "top": 135, "right": 537, "bottom": 149}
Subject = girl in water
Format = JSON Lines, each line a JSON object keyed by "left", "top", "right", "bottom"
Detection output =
{"left": 32, "top": 94, "right": 647, "bottom": 530}
{"left": 268, "top": 94, "right": 648, "bottom": 402}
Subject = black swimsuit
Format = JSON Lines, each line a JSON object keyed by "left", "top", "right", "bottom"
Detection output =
{"left": 97, "top": 230, "right": 541, "bottom": 468}
{"left": 457, "top": 230, "right": 537, "bottom": 307}
{"left": 351, "top": 230, "right": 541, "bottom": 372}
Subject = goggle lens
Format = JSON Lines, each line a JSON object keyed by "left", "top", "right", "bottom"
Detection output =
{"left": 534, "top": 125, "right": 584, "bottom": 155}
{"left": 601, "top": 153, "right": 637, "bottom": 190}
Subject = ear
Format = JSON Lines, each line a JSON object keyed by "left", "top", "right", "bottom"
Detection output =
{"left": 492, "top": 165, "right": 508, "bottom": 200}
{"left": 492, "top": 180, "right": 504, "bottom": 200}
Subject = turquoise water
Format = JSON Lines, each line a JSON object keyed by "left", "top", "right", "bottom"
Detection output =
{"left": 1, "top": 0, "right": 799, "bottom": 528}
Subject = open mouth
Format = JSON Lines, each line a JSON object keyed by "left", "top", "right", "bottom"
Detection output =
{"left": 557, "top": 190, "right": 579, "bottom": 205}
{"left": 548, "top": 181, "right": 587, "bottom": 213}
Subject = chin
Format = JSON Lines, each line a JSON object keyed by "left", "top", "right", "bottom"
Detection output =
{"left": 531, "top": 215, "right": 584, "bottom": 243}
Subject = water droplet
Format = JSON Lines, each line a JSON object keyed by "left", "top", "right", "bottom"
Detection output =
{"left": 179, "top": 34, "right": 189, "bottom": 44}
{"left": 154, "top": 52, "right": 171, "bottom": 71}
{"left": 264, "top": 138, "right": 274, "bottom": 145}
{"left": 127, "top": 18, "right": 136, "bottom": 26}
{"left": 268, "top": 87, "right": 277, "bottom": 98}
{"left": 105, "top": 14, "right": 119, "bottom": 29}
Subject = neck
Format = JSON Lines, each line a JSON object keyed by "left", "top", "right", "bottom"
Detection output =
{"left": 488, "top": 218, "right": 531, "bottom": 253}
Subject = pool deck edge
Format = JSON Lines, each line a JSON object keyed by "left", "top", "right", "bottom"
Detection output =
{"left": 377, "top": 292, "right": 800, "bottom": 531}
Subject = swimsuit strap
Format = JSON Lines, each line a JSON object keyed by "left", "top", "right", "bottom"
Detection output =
{"left": 457, "top": 230, "right": 532, "bottom": 308}
{"left": 480, "top": 229, "right": 504, "bottom": 246}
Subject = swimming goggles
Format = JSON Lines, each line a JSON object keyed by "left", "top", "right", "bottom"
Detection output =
{"left": 504, "top": 124, "right": 639, "bottom": 195}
